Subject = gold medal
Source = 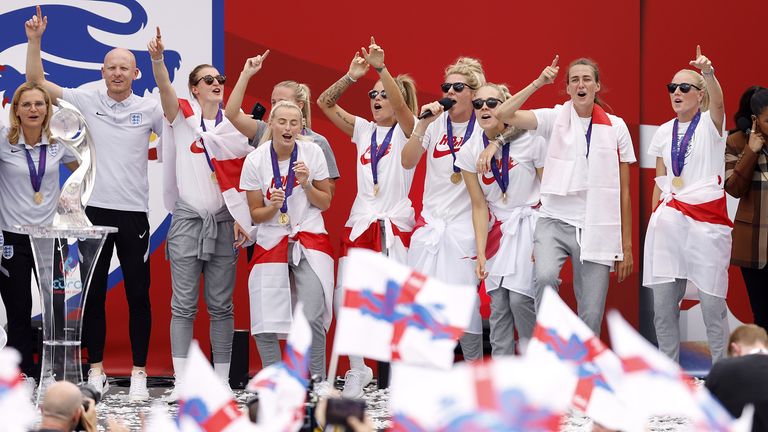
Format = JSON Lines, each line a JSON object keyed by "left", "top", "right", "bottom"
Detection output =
{"left": 502, "top": 193, "right": 507, "bottom": 204}
{"left": 450, "top": 172, "right": 462, "bottom": 184}
{"left": 211, "top": 172, "right": 218, "bottom": 183}
{"left": 672, "top": 176, "right": 683, "bottom": 188}
{"left": 34, "top": 191, "right": 43, "bottom": 205}
{"left": 278, "top": 212, "right": 290, "bottom": 225}
{"left": 373, "top": 184, "right": 380, "bottom": 196}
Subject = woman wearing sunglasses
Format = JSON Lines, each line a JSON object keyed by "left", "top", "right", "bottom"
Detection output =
{"left": 481, "top": 56, "right": 635, "bottom": 337}
{"left": 643, "top": 46, "right": 731, "bottom": 363}
{"left": 455, "top": 83, "right": 544, "bottom": 357}
{"left": 401, "top": 57, "right": 487, "bottom": 361}
{"left": 317, "top": 38, "right": 418, "bottom": 397}
{"left": 149, "top": 28, "right": 253, "bottom": 400}
{"left": 0, "top": 82, "right": 78, "bottom": 382}
{"left": 725, "top": 87, "right": 768, "bottom": 332}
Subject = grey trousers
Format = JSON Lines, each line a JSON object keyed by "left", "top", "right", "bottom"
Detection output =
{"left": 167, "top": 211, "right": 237, "bottom": 364}
{"left": 534, "top": 217, "right": 611, "bottom": 336}
{"left": 651, "top": 278, "right": 729, "bottom": 363}
{"left": 254, "top": 242, "right": 327, "bottom": 378}
{"left": 488, "top": 287, "right": 536, "bottom": 357}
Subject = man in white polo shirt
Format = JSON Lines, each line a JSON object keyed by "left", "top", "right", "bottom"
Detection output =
{"left": 25, "top": 6, "right": 162, "bottom": 401}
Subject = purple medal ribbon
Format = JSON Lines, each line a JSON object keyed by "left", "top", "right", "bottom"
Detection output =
{"left": 199, "top": 108, "right": 223, "bottom": 173}
{"left": 370, "top": 125, "right": 395, "bottom": 188}
{"left": 483, "top": 134, "right": 509, "bottom": 196}
{"left": 270, "top": 143, "right": 298, "bottom": 214}
{"left": 671, "top": 110, "right": 701, "bottom": 177}
{"left": 585, "top": 118, "right": 593, "bottom": 158}
{"left": 446, "top": 111, "right": 476, "bottom": 173}
{"left": 24, "top": 145, "right": 47, "bottom": 194}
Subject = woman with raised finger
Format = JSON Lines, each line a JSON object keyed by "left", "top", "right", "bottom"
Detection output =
{"left": 239, "top": 101, "right": 335, "bottom": 395}
{"left": 317, "top": 37, "right": 418, "bottom": 396}
{"left": 148, "top": 28, "right": 253, "bottom": 400}
{"left": 486, "top": 56, "right": 636, "bottom": 337}
{"left": 401, "top": 57, "right": 487, "bottom": 361}
{"left": 643, "top": 46, "right": 731, "bottom": 363}
{"left": 455, "top": 83, "right": 544, "bottom": 356}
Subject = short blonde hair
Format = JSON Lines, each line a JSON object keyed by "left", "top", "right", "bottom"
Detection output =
{"left": 7, "top": 82, "right": 54, "bottom": 145}
{"left": 728, "top": 324, "right": 768, "bottom": 356}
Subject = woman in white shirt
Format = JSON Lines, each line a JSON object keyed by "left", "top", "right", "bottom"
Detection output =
{"left": 643, "top": 46, "right": 731, "bottom": 363}
{"left": 317, "top": 38, "right": 418, "bottom": 397}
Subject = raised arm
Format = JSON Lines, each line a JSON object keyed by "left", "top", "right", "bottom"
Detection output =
{"left": 316, "top": 52, "right": 369, "bottom": 137}
{"left": 224, "top": 51, "right": 270, "bottom": 140}
{"left": 689, "top": 45, "right": 724, "bottom": 135}
{"left": 25, "top": 5, "right": 63, "bottom": 104}
{"left": 147, "top": 27, "right": 178, "bottom": 121}
{"left": 363, "top": 37, "right": 416, "bottom": 136}
{"left": 495, "top": 55, "right": 560, "bottom": 129}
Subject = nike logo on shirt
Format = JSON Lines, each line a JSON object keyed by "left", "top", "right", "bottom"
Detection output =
{"left": 139, "top": 231, "right": 147, "bottom": 239}
{"left": 432, "top": 135, "right": 467, "bottom": 159}
{"left": 481, "top": 158, "right": 519, "bottom": 185}
{"left": 96, "top": 112, "right": 108, "bottom": 116}
{"left": 10, "top": 148, "right": 21, "bottom": 153}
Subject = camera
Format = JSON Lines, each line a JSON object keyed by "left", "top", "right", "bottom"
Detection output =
{"left": 75, "top": 383, "right": 100, "bottom": 431}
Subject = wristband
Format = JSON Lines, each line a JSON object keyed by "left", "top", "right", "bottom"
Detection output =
{"left": 411, "top": 132, "right": 424, "bottom": 142}
{"left": 346, "top": 74, "right": 357, "bottom": 83}
{"left": 151, "top": 56, "right": 164, "bottom": 63}
{"left": 375, "top": 65, "right": 385, "bottom": 73}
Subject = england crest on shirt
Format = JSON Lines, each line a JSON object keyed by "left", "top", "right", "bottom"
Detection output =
{"left": 2, "top": 246, "right": 13, "bottom": 260}
{"left": 48, "top": 143, "right": 59, "bottom": 157}
{"left": 0, "top": 231, "right": 4, "bottom": 247}
{"left": 130, "top": 113, "right": 143, "bottom": 125}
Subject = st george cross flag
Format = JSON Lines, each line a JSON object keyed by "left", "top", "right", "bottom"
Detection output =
{"left": 246, "top": 303, "right": 311, "bottom": 432}
{"left": 177, "top": 341, "right": 253, "bottom": 432}
{"left": 607, "top": 311, "right": 752, "bottom": 431}
{"left": 526, "top": 288, "right": 633, "bottom": 430}
{"left": 390, "top": 356, "right": 576, "bottom": 431}
{"left": 0, "top": 349, "right": 36, "bottom": 432}
{"left": 335, "top": 248, "right": 476, "bottom": 370}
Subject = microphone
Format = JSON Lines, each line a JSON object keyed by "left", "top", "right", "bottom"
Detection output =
{"left": 418, "top": 98, "right": 456, "bottom": 120}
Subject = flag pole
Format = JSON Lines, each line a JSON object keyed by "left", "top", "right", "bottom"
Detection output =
{"left": 326, "top": 286, "right": 344, "bottom": 386}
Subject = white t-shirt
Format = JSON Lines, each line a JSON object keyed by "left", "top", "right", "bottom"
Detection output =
{"left": 421, "top": 112, "right": 482, "bottom": 221}
{"left": 239, "top": 140, "right": 329, "bottom": 229}
{"left": 455, "top": 131, "right": 545, "bottom": 218}
{"left": 348, "top": 117, "right": 415, "bottom": 221}
{"left": 62, "top": 88, "right": 164, "bottom": 212}
{"left": 169, "top": 112, "right": 225, "bottom": 213}
{"left": 533, "top": 105, "right": 636, "bottom": 228}
{"left": 0, "top": 127, "right": 77, "bottom": 233}
{"left": 648, "top": 110, "right": 725, "bottom": 190}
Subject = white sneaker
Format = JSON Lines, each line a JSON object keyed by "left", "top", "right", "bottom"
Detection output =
{"left": 87, "top": 368, "right": 109, "bottom": 395}
{"left": 313, "top": 380, "right": 338, "bottom": 398}
{"left": 128, "top": 370, "right": 149, "bottom": 402}
{"left": 342, "top": 367, "right": 373, "bottom": 399}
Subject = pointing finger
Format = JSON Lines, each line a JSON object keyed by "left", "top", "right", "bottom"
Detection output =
{"left": 370, "top": 36, "right": 376, "bottom": 46}
{"left": 36, "top": 5, "right": 42, "bottom": 20}
{"left": 696, "top": 45, "right": 701, "bottom": 59}
{"left": 551, "top": 54, "right": 559, "bottom": 68}
{"left": 156, "top": 26, "right": 161, "bottom": 39}
{"left": 261, "top": 49, "right": 270, "bottom": 60}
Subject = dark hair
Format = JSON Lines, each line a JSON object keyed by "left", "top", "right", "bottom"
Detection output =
{"left": 731, "top": 86, "right": 763, "bottom": 134}
{"left": 188, "top": 63, "right": 215, "bottom": 98}
{"left": 567, "top": 58, "right": 613, "bottom": 113}
{"left": 750, "top": 88, "right": 768, "bottom": 118}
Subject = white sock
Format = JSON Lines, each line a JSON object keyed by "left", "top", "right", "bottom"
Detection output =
{"left": 348, "top": 356, "right": 366, "bottom": 371}
{"left": 172, "top": 357, "right": 187, "bottom": 382}
{"left": 214, "top": 362, "right": 231, "bottom": 384}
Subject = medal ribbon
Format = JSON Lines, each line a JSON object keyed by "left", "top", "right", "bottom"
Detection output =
{"left": 270, "top": 143, "right": 298, "bottom": 214}
{"left": 483, "top": 134, "right": 509, "bottom": 196}
{"left": 585, "top": 118, "right": 594, "bottom": 158}
{"left": 371, "top": 125, "right": 395, "bottom": 188}
{"left": 199, "top": 108, "right": 223, "bottom": 173}
{"left": 446, "top": 111, "right": 476, "bottom": 173}
{"left": 671, "top": 110, "right": 701, "bottom": 177}
{"left": 24, "top": 144, "right": 47, "bottom": 194}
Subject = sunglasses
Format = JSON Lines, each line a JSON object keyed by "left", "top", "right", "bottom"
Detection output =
{"left": 441, "top": 82, "right": 474, "bottom": 93}
{"left": 666, "top": 83, "right": 701, "bottom": 94}
{"left": 368, "top": 90, "right": 387, "bottom": 100}
{"left": 195, "top": 74, "right": 227, "bottom": 86}
{"left": 472, "top": 98, "right": 503, "bottom": 110}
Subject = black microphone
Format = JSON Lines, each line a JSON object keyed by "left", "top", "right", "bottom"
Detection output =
{"left": 418, "top": 98, "right": 456, "bottom": 120}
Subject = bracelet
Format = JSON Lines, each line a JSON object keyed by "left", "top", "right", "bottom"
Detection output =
{"left": 301, "top": 181, "right": 313, "bottom": 190}
{"left": 346, "top": 74, "right": 357, "bottom": 83}
{"left": 411, "top": 132, "right": 424, "bottom": 142}
{"left": 702, "top": 67, "right": 715, "bottom": 77}
{"left": 531, "top": 80, "right": 540, "bottom": 89}
{"left": 151, "top": 56, "right": 164, "bottom": 63}
{"left": 375, "top": 65, "right": 385, "bottom": 73}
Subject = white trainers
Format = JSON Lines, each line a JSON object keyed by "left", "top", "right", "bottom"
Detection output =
{"left": 313, "top": 380, "right": 338, "bottom": 398}
{"left": 342, "top": 366, "right": 373, "bottom": 399}
{"left": 87, "top": 368, "right": 109, "bottom": 395}
{"left": 128, "top": 369, "right": 149, "bottom": 402}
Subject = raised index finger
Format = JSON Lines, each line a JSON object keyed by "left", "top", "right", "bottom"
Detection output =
{"left": 370, "top": 36, "right": 376, "bottom": 46}
{"left": 551, "top": 54, "right": 559, "bottom": 68}
{"left": 156, "top": 26, "right": 161, "bottom": 39}
{"left": 36, "top": 5, "right": 43, "bottom": 20}
{"left": 696, "top": 45, "right": 701, "bottom": 58}
{"left": 261, "top": 49, "right": 270, "bottom": 60}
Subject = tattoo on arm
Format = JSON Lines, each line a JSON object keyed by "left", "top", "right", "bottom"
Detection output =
{"left": 335, "top": 111, "right": 354, "bottom": 127}
{"left": 498, "top": 125, "right": 526, "bottom": 143}
{"left": 318, "top": 75, "right": 354, "bottom": 107}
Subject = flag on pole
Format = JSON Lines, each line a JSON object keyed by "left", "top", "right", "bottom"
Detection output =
{"left": 526, "top": 287, "right": 633, "bottom": 430}
{"left": 390, "top": 356, "right": 576, "bottom": 431}
{"left": 335, "top": 248, "right": 476, "bottom": 370}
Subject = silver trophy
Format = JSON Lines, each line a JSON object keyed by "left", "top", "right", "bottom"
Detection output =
{"left": 49, "top": 100, "right": 96, "bottom": 227}
{"left": 18, "top": 101, "right": 116, "bottom": 403}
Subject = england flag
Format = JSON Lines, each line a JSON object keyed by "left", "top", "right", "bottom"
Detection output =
{"left": 335, "top": 248, "right": 476, "bottom": 370}
{"left": 526, "top": 288, "right": 634, "bottom": 430}
{"left": 390, "top": 356, "right": 576, "bottom": 431}
{"left": 0, "top": 349, "right": 36, "bottom": 432}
